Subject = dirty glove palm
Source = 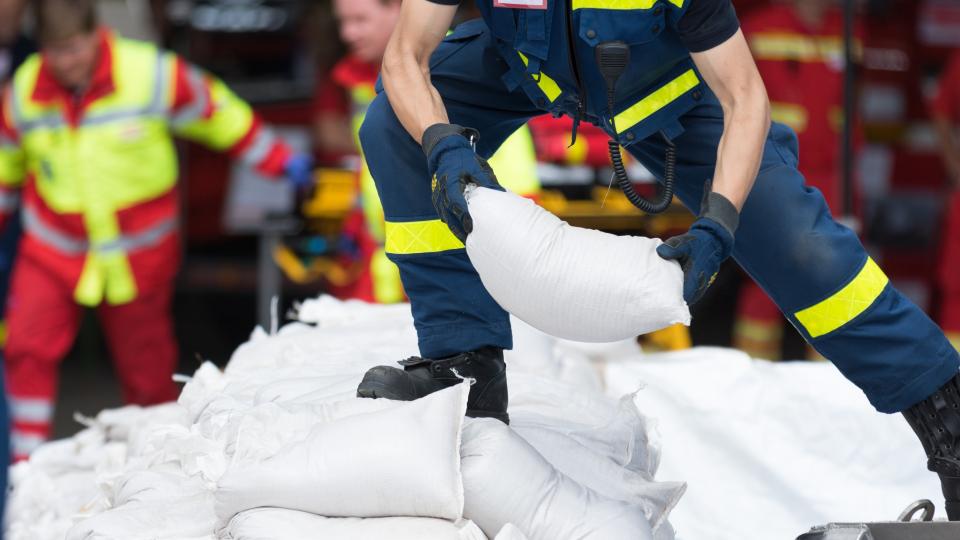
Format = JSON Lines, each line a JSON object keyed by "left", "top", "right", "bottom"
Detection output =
{"left": 656, "top": 191, "right": 739, "bottom": 305}
{"left": 423, "top": 123, "right": 503, "bottom": 242}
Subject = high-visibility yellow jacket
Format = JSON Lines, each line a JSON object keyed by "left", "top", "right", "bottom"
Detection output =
{"left": 0, "top": 30, "right": 291, "bottom": 306}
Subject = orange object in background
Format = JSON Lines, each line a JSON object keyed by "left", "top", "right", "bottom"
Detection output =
{"left": 528, "top": 115, "right": 615, "bottom": 168}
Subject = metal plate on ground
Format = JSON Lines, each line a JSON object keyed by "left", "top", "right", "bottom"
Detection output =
{"left": 797, "top": 522, "right": 960, "bottom": 540}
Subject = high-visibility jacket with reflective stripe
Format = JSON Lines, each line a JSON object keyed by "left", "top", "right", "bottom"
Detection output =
{"left": 0, "top": 32, "right": 289, "bottom": 306}
{"left": 474, "top": 0, "right": 703, "bottom": 146}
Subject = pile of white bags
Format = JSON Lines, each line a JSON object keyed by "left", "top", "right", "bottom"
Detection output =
{"left": 6, "top": 296, "right": 683, "bottom": 540}
{"left": 465, "top": 186, "right": 690, "bottom": 342}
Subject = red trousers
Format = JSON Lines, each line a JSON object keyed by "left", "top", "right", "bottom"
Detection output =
{"left": 940, "top": 192, "right": 960, "bottom": 349}
{"left": 4, "top": 255, "right": 178, "bottom": 459}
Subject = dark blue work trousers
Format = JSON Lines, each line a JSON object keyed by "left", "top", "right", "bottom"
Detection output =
{"left": 360, "top": 21, "right": 959, "bottom": 413}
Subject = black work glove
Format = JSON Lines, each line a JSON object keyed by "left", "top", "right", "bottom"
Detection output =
{"left": 656, "top": 188, "right": 739, "bottom": 305}
{"left": 422, "top": 123, "right": 504, "bottom": 242}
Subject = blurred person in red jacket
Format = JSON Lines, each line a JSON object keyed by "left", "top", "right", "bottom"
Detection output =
{"left": 736, "top": 0, "right": 860, "bottom": 360}
{"left": 932, "top": 50, "right": 960, "bottom": 353}
{"left": 0, "top": 0, "right": 311, "bottom": 460}
{"left": 312, "top": 0, "right": 404, "bottom": 304}
{"left": 314, "top": 0, "right": 539, "bottom": 304}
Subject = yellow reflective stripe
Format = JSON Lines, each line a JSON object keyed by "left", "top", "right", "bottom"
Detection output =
{"left": 371, "top": 248, "right": 404, "bottom": 304}
{"left": 770, "top": 102, "right": 808, "bottom": 133}
{"left": 750, "top": 34, "right": 818, "bottom": 61}
{"left": 565, "top": 135, "right": 589, "bottom": 165}
{"left": 794, "top": 258, "right": 889, "bottom": 339}
{"left": 0, "top": 145, "right": 24, "bottom": 188}
{"left": 572, "top": 0, "right": 683, "bottom": 9}
{"left": 173, "top": 75, "right": 254, "bottom": 150}
{"left": 103, "top": 253, "right": 138, "bottom": 305}
{"left": 734, "top": 317, "right": 784, "bottom": 343}
{"left": 613, "top": 69, "right": 699, "bottom": 133}
{"left": 74, "top": 252, "right": 139, "bottom": 306}
{"left": 487, "top": 126, "right": 541, "bottom": 197}
{"left": 749, "top": 34, "right": 862, "bottom": 63}
{"left": 75, "top": 255, "right": 104, "bottom": 306}
{"left": 947, "top": 332, "right": 960, "bottom": 354}
{"left": 385, "top": 219, "right": 464, "bottom": 255}
{"left": 517, "top": 52, "right": 562, "bottom": 103}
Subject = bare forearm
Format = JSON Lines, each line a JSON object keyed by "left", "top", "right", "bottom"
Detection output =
{"left": 691, "top": 30, "right": 771, "bottom": 212}
{"left": 379, "top": 1, "right": 457, "bottom": 146}
{"left": 382, "top": 50, "right": 449, "bottom": 145}
{"left": 712, "top": 91, "right": 770, "bottom": 211}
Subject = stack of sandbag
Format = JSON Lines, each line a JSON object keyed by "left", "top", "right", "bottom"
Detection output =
{"left": 464, "top": 186, "right": 690, "bottom": 342}
{"left": 4, "top": 296, "right": 683, "bottom": 540}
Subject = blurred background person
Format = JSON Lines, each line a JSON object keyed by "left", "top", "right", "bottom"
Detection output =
{"left": 0, "top": 0, "right": 31, "bottom": 517}
{"left": 312, "top": 0, "right": 404, "bottom": 304}
{"left": 932, "top": 49, "right": 960, "bottom": 353}
{"left": 0, "top": 0, "right": 312, "bottom": 460}
{"left": 311, "top": 0, "right": 539, "bottom": 304}
{"left": 737, "top": 0, "right": 861, "bottom": 360}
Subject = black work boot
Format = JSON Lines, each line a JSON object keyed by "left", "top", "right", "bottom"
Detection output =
{"left": 903, "top": 372, "right": 960, "bottom": 520}
{"left": 356, "top": 346, "right": 509, "bottom": 424}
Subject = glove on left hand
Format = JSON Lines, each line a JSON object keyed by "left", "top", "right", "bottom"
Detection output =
{"left": 656, "top": 190, "right": 739, "bottom": 305}
{"left": 284, "top": 153, "right": 315, "bottom": 188}
{"left": 422, "top": 124, "right": 503, "bottom": 242}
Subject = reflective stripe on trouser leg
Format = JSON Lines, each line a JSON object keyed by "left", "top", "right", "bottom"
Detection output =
{"left": 358, "top": 23, "right": 542, "bottom": 358}
{"left": 5, "top": 255, "right": 83, "bottom": 458}
{"left": 360, "top": 98, "right": 511, "bottom": 358}
{"left": 10, "top": 396, "right": 54, "bottom": 460}
{"left": 625, "top": 89, "right": 960, "bottom": 413}
{"left": 11, "top": 430, "right": 45, "bottom": 460}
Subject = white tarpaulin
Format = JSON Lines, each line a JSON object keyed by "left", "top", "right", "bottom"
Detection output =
{"left": 603, "top": 347, "right": 942, "bottom": 540}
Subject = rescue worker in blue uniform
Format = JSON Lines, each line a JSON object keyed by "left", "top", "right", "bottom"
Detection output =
{"left": 355, "top": 0, "right": 960, "bottom": 518}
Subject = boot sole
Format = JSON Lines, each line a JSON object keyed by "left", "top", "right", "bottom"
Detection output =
{"left": 356, "top": 379, "right": 411, "bottom": 401}
{"left": 357, "top": 381, "right": 509, "bottom": 424}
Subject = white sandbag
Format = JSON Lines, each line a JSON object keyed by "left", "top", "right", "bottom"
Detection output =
{"left": 66, "top": 492, "right": 217, "bottom": 540}
{"left": 220, "top": 508, "right": 486, "bottom": 540}
{"left": 215, "top": 383, "right": 470, "bottom": 525}
{"left": 460, "top": 419, "right": 655, "bottom": 540}
{"left": 465, "top": 186, "right": 689, "bottom": 342}
{"left": 494, "top": 524, "right": 529, "bottom": 540}
{"left": 198, "top": 398, "right": 398, "bottom": 463}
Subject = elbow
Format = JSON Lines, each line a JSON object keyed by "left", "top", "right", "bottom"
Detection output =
{"left": 759, "top": 92, "right": 771, "bottom": 135}
{"left": 381, "top": 41, "right": 429, "bottom": 86}
{"left": 381, "top": 47, "right": 402, "bottom": 84}
{"left": 750, "top": 76, "right": 771, "bottom": 133}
